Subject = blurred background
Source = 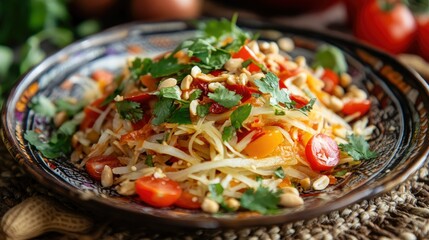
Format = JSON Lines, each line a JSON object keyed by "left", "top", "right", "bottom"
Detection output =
{"left": 0, "top": 0, "right": 428, "bottom": 107}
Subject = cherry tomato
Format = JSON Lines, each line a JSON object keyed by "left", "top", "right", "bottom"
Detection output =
{"left": 85, "top": 156, "right": 121, "bottom": 181}
{"left": 320, "top": 69, "right": 339, "bottom": 94}
{"left": 232, "top": 46, "right": 261, "bottom": 72}
{"left": 135, "top": 176, "right": 182, "bottom": 208}
{"left": 243, "top": 127, "right": 285, "bottom": 158}
{"left": 131, "top": 0, "right": 201, "bottom": 21}
{"left": 226, "top": 84, "right": 257, "bottom": 102}
{"left": 417, "top": 16, "right": 429, "bottom": 62}
{"left": 342, "top": 99, "right": 371, "bottom": 116}
{"left": 354, "top": 0, "right": 417, "bottom": 54}
{"left": 174, "top": 191, "right": 201, "bottom": 209}
{"left": 80, "top": 97, "right": 107, "bottom": 130}
{"left": 290, "top": 94, "right": 309, "bottom": 109}
{"left": 305, "top": 133, "right": 339, "bottom": 172}
{"left": 209, "top": 102, "right": 229, "bottom": 114}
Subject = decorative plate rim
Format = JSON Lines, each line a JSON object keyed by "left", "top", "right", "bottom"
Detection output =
{"left": 2, "top": 20, "right": 429, "bottom": 229}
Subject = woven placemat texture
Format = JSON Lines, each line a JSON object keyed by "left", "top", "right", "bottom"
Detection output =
{"left": 0, "top": 139, "right": 428, "bottom": 240}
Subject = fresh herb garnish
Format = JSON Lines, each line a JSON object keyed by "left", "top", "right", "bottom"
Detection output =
{"left": 222, "top": 104, "right": 252, "bottom": 141}
{"left": 196, "top": 103, "right": 210, "bottom": 117}
{"left": 145, "top": 155, "right": 154, "bottom": 167}
{"left": 30, "top": 96, "right": 56, "bottom": 117}
{"left": 115, "top": 100, "right": 143, "bottom": 123}
{"left": 129, "top": 58, "right": 152, "bottom": 80}
{"left": 24, "top": 118, "right": 80, "bottom": 158}
{"left": 254, "top": 72, "right": 293, "bottom": 108}
{"left": 313, "top": 45, "right": 348, "bottom": 74}
{"left": 339, "top": 134, "right": 378, "bottom": 160}
{"left": 274, "top": 167, "right": 285, "bottom": 179}
{"left": 151, "top": 98, "right": 175, "bottom": 125}
{"left": 208, "top": 183, "right": 232, "bottom": 211}
{"left": 159, "top": 86, "right": 182, "bottom": 100}
{"left": 208, "top": 85, "right": 242, "bottom": 108}
{"left": 168, "top": 106, "right": 192, "bottom": 124}
{"left": 240, "top": 185, "right": 281, "bottom": 214}
{"left": 299, "top": 98, "right": 316, "bottom": 114}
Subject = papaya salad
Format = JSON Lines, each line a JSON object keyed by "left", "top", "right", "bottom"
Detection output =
{"left": 26, "top": 17, "right": 377, "bottom": 214}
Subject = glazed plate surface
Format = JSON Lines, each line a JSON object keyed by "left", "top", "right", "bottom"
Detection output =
{"left": 2, "top": 21, "right": 429, "bottom": 229}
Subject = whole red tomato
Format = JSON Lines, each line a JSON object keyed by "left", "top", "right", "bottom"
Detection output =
{"left": 354, "top": 0, "right": 417, "bottom": 54}
{"left": 416, "top": 16, "right": 429, "bottom": 61}
{"left": 343, "top": 0, "right": 372, "bottom": 27}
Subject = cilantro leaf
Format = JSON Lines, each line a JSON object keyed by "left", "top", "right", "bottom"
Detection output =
{"left": 159, "top": 86, "right": 181, "bottom": 100}
{"left": 115, "top": 101, "right": 143, "bottom": 123}
{"left": 299, "top": 98, "right": 316, "bottom": 114}
{"left": 208, "top": 183, "right": 225, "bottom": 204}
{"left": 30, "top": 96, "right": 56, "bottom": 117}
{"left": 101, "top": 83, "right": 124, "bottom": 107}
{"left": 313, "top": 45, "right": 348, "bottom": 74}
{"left": 189, "top": 89, "right": 202, "bottom": 101}
{"left": 168, "top": 106, "right": 192, "bottom": 124}
{"left": 208, "top": 85, "right": 242, "bottom": 108}
{"left": 254, "top": 72, "right": 293, "bottom": 108}
{"left": 145, "top": 155, "right": 154, "bottom": 167}
{"left": 150, "top": 57, "right": 188, "bottom": 78}
{"left": 240, "top": 185, "right": 281, "bottom": 214}
{"left": 230, "top": 104, "right": 251, "bottom": 129}
{"left": 25, "top": 118, "right": 80, "bottom": 158}
{"left": 274, "top": 167, "right": 285, "bottom": 179}
{"left": 151, "top": 97, "right": 175, "bottom": 125}
{"left": 339, "top": 134, "right": 378, "bottom": 160}
{"left": 129, "top": 58, "right": 152, "bottom": 80}
{"left": 222, "top": 126, "right": 236, "bottom": 142}
{"left": 196, "top": 103, "right": 210, "bottom": 117}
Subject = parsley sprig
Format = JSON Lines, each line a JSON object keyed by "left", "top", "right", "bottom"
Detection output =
{"left": 115, "top": 100, "right": 144, "bottom": 123}
{"left": 339, "top": 134, "right": 377, "bottom": 160}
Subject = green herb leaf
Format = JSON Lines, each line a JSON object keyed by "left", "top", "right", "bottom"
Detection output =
{"left": 145, "top": 155, "right": 154, "bottom": 167}
{"left": 230, "top": 104, "right": 251, "bottom": 129}
{"left": 254, "top": 72, "right": 293, "bottom": 108}
{"left": 222, "top": 126, "right": 236, "bottom": 142}
{"left": 115, "top": 101, "right": 143, "bottom": 123}
{"left": 150, "top": 57, "right": 188, "bottom": 78}
{"left": 339, "top": 134, "right": 378, "bottom": 160}
{"left": 240, "top": 185, "right": 281, "bottom": 214}
{"left": 101, "top": 82, "right": 124, "bottom": 107}
{"left": 208, "top": 183, "right": 225, "bottom": 204}
{"left": 196, "top": 103, "right": 210, "bottom": 117}
{"left": 208, "top": 85, "right": 242, "bottom": 108}
{"left": 274, "top": 167, "right": 285, "bottom": 179}
{"left": 25, "top": 118, "right": 80, "bottom": 158}
{"left": 159, "top": 86, "right": 181, "bottom": 100}
{"left": 333, "top": 169, "right": 348, "bottom": 177}
{"left": 152, "top": 97, "right": 175, "bottom": 125}
{"left": 299, "top": 98, "right": 316, "bottom": 114}
{"left": 168, "top": 106, "right": 192, "bottom": 124}
{"left": 30, "top": 95, "right": 56, "bottom": 117}
{"left": 189, "top": 89, "right": 203, "bottom": 101}
{"left": 313, "top": 45, "right": 348, "bottom": 74}
{"left": 129, "top": 58, "right": 152, "bottom": 80}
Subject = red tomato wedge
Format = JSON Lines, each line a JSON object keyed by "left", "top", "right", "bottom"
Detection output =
{"left": 174, "top": 191, "right": 201, "bottom": 209}
{"left": 342, "top": 99, "right": 371, "bottom": 116}
{"left": 85, "top": 156, "right": 121, "bottom": 181}
{"left": 305, "top": 134, "right": 340, "bottom": 172}
{"left": 232, "top": 46, "right": 261, "bottom": 72}
{"left": 290, "top": 94, "right": 309, "bottom": 109}
{"left": 321, "top": 69, "right": 339, "bottom": 94}
{"left": 80, "top": 97, "right": 107, "bottom": 130}
{"left": 135, "top": 176, "right": 182, "bottom": 208}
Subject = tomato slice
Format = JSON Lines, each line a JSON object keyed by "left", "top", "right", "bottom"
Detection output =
{"left": 174, "top": 191, "right": 201, "bottom": 209}
{"left": 305, "top": 133, "right": 339, "bottom": 172}
{"left": 80, "top": 97, "right": 107, "bottom": 130}
{"left": 342, "top": 99, "right": 371, "bottom": 116}
{"left": 243, "top": 127, "right": 285, "bottom": 158}
{"left": 124, "top": 92, "right": 153, "bottom": 105}
{"left": 321, "top": 69, "right": 339, "bottom": 94}
{"left": 120, "top": 122, "right": 153, "bottom": 143}
{"left": 226, "top": 84, "right": 258, "bottom": 102}
{"left": 290, "top": 94, "right": 309, "bottom": 109}
{"left": 135, "top": 176, "right": 182, "bottom": 208}
{"left": 232, "top": 46, "right": 261, "bottom": 72}
{"left": 85, "top": 156, "right": 121, "bottom": 181}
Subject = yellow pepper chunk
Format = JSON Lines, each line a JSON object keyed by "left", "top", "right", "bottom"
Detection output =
{"left": 243, "top": 128, "right": 284, "bottom": 158}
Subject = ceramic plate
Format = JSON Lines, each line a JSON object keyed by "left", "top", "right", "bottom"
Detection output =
{"left": 2, "top": 21, "right": 429, "bottom": 229}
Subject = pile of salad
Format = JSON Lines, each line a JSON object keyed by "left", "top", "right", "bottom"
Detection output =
{"left": 26, "top": 16, "right": 377, "bottom": 214}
